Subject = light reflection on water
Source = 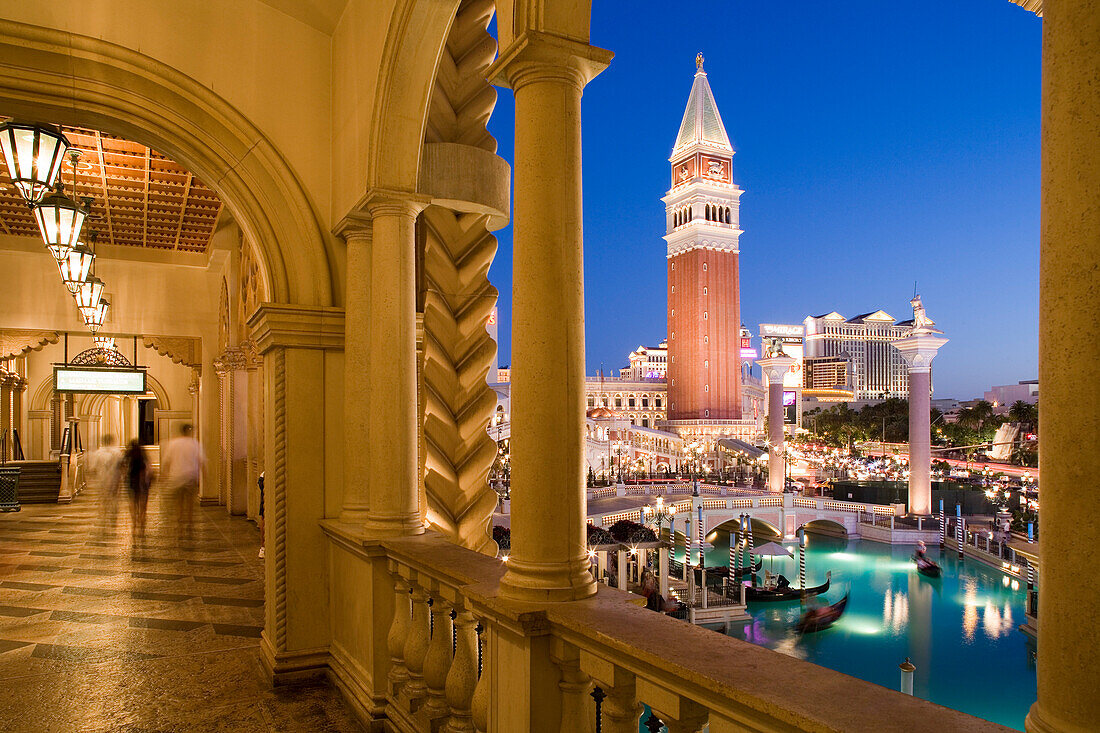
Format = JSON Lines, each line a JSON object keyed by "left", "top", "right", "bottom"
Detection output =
{"left": 687, "top": 534, "right": 1036, "bottom": 730}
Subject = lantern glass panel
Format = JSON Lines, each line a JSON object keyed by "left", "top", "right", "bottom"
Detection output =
{"left": 74, "top": 277, "right": 104, "bottom": 310}
{"left": 0, "top": 123, "right": 69, "bottom": 204}
{"left": 34, "top": 191, "right": 86, "bottom": 259}
{"left": 58, "top": 243, "right": 94, "bottom": 293}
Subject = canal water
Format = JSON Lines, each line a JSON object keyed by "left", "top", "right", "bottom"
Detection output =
{"left": 676, "top": 533, "right": 1037, "bottom": 730}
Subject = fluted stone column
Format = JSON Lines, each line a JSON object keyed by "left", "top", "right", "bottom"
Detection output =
{"left": 489, "top": 32, "right": 613, "bottom": 602}
{"left": 363, "top": 196, "right": 427, "bottom": 536}
{"left": 892, "top": 332, "right": 947, "bottom": 516}
{"left": 1029, "top": 1, "right": 1100, "bottom": 731}
{"left": 757, "top": 356, "right": 795, "bottom": 494}
{"left": 338, "top": 223, "right": 372, "bottom": 523}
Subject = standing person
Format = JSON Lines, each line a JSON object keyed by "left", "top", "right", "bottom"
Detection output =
{"left": 89, "top": 435, "right": 122, "bottom": 532}
{"left": 161, "top": 424, "right": 206, "bottom": 538}
{"left": 257, "top": 471, "right": 265, "bottom": 559}
{"left": 123, "top": 440, "right": 151, "bottom": 540}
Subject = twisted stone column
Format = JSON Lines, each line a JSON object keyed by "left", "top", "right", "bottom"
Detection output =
{"left": 488, "top": 32, "right": 613, "bottom": 602}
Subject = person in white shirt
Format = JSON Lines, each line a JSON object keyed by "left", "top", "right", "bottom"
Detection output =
{"left": 161, "top": 424, "right": 205, "bottom": 536}
{"left": 88, "top": 434, "right": 122, "bottom": 531}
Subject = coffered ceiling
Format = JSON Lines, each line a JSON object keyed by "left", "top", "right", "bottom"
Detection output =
{"left": 0, "top": 123, "right": 223, "bottom": 253}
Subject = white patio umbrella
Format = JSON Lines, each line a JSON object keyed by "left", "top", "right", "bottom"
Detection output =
{"left": 752, "top": 541, "right": 794, "bottom": 576}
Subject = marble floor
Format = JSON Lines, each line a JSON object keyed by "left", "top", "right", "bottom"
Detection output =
{"left": 0, "top": 482, "right": 363, "bottom": 732}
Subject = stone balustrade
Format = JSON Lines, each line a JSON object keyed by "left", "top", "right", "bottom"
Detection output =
{"left": 321, "top": 524, "right": 1010, "bottom": 732}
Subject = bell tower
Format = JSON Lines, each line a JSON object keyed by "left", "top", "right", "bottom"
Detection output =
{"left": 663, "top": 54, "right": 744, "bottom": 423}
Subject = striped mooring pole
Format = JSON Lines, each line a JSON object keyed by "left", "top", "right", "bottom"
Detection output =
{"left": 697, "top": 505, "right": 705, "bottom": 566}
{"left": 668, "top": 515, "right": 677, "bottom": 576}
{"left": 939, "top": 498, "right": 946, "bottom": 548}
{"left": 729, "top": 513, "right": 740, "bottom": 580}
{"left": 746, "top": 518, "right": 755, "bottom": 575}
{"left": 955, "top": 503, "right": 964, "bottom": 560}
{"left": 1026, "top": 560, "right": 1035, "bottom": 591}
{"left": 685, "top": 513, "right": 693, "bottom": 569}
{"left": 798, "top": 527, "right": 806, "bottom": 590}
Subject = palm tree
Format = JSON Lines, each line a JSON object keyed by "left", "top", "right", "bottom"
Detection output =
{"left": 1008, "top": 400, "right": 1038, "bottom": 429}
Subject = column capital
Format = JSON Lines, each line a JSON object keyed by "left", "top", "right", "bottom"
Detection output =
{"left": 364, "top": 189, "right": 431, "bottom": 219}
{"left": 248, "top": 303, "right": 346, "bottom": 354}
{"left": 891, "top": 332, "right": 948, "bottom": 373}
{"left": 488, "top": 30, "right": 613, "bottom": 92}
{"left": 756, "top": 355, "right": 797, "bottom": 381}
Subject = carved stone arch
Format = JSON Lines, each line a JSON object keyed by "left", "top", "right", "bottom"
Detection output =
{"left": 0, "top": 20, "right": 333, "bottom": 306}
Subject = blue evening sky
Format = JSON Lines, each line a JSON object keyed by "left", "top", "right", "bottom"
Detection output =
{"left": 486, "top": 0, "right": 1041, "bottom": 400}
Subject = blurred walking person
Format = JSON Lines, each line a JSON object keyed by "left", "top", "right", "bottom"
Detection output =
{"left": 89, "top": 435, "right": 122, "bottom": 533}
{"left": 162, "top": 424, "right": 205, "bottom": 539}
{"left": 123, "top": 440, "right": 151, "bottom": 541}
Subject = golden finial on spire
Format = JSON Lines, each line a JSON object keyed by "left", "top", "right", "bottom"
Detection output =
{"left": 696, "top": 52, "right": 704, "bottom": 70}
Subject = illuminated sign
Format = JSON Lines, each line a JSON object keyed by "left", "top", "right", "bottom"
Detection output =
{"left": 740, "top": 348, "right": 757, "bottom": 358}
{"left": 55, "top": 367, "right": 146, "bottom": 394}
{"left": 487, "top": 308, "right": 497, "bottom": 326}
{"left": 760, "top": 324, "right": 803, "bottom": 338}
{"left": 782, "top": 390, "right": 798, "bottom": 424}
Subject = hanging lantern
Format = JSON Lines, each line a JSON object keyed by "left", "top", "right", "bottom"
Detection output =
{"left": 74, "top": 275, "right": 105, "bottom": 311}
{"left": 33, "top": 188, "right": 87, "bottom": 260}
{"left": 93, "top": 336, "right": 115, "bottom": 351}
{"left": 83, "top": 296, "right": 109, "bottom": 334}
{"left": 0, "top": 121, "right": 69, "bottom": 204}
{"left": 58, "top": 240, "right": 95, "bottom": 294}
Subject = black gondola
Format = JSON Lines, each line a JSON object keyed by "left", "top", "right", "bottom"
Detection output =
{"left": 796, "top": 593, "right": 849, "bottom": 634}
{"left": 914, "top": 556, "right": 942, "bottom": 578}
{"left": 704, "top": 560, "right": 762, "bottom": 580}
{"left": 745, "top": 571, "right": 832, "bottom": 603}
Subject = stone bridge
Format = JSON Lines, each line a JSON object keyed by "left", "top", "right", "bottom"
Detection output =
{"left": 587, "top": 483, "right": 903, "bottom": 541}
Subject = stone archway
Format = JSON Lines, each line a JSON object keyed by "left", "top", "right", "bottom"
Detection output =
{"left": 0, "top": 19, "right": 335, "bottom": 307}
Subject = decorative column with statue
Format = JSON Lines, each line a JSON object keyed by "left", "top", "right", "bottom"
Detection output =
{"left": 758, "top": 340, "right": 796, "bottom": 494}
{"left": 892, "top": 296, "right": 947, "bottom": 516}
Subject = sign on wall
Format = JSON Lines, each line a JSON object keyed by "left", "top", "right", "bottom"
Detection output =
{"left": 55, "top": 367, "right": 147, "bottom": 395}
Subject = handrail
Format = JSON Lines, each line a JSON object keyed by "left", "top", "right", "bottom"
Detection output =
{"left": 325, "top": 526, "right": 1014, "bottom": 733}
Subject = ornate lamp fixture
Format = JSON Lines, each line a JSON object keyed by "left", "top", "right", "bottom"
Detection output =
{"left": 82, "top": 296, "right": 109, "bottom": 334}
{"left": 0, "top": 121, "right": 69, "bottom": 204}
{"left": 93, "top": 336, "right": 115, "bottom": 350}
{"left": 58, "top": 239, "right": 95, "bottom": 294}
{"left": 32, "top": 150, "right": 88, "bottom": 261}
{"left": 74, "top": 275, "right": 105, "bottom": 313}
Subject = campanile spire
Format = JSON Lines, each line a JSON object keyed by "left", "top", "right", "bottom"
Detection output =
{"left": 662, "top": 57, "right": 744, "bottom": 423}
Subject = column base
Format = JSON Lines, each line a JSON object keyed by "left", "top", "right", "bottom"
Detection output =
{"left": 259, "top": 634, "right": 331, "bottom": 685}
{"left": 1025, "top": 704, "right": 1087, "bottom": 733}
{"left": 499, "top": 557, "right": 597, "bottom": 602}
{"left": 361, "top": 515, "right": 426, "bottom": 537}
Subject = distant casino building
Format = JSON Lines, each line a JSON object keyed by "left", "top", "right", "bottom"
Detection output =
{"left": 619, "top": 341, "right": 669, "bottom": 380}
{"left": 803, "top": 310, "right": 912, "bottom": 400}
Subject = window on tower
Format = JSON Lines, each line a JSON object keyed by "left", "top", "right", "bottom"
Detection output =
{"left": 703, "top": 263, "right": 708, "bottom": 272}
{"left": 704, "top": 312, "right": 708, "bottom": 320}
{"left": 702, "top": 287, "right": 707, "bottom": 295}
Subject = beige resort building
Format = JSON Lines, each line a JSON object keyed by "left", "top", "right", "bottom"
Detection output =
{"left": 0, "top": 1, "right": 1095, "bottom": 732}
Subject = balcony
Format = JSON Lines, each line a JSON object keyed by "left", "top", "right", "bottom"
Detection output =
{"left": 320, "top": 523, "right": 1011, "bottom": 732}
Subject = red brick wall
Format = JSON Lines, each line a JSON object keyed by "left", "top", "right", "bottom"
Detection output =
{"left": 667, "top": 248, "right": 742, "bottom": 419}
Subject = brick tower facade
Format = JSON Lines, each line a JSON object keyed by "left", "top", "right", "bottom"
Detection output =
{"left": 664, "top": 55, "right": 743, "bottom": 423}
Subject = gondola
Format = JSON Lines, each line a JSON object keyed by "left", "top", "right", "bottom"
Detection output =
{"left": 796, "top": 593, "right": 849, "bottom": 634}
{"left": 914, "top": 556, "right": 942, "bottom": 578}
{"left": 704, "top": 560, "right": 762, "bottom": 580}
{"left": 745, "top": 571, "right": 831, "bottom": 603}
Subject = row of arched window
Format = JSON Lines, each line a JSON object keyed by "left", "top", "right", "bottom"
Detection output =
{"left": 705, "top": 203, "right": 732, "bottom": 224}
{"left": 672, "top": 204, "right": 732, "bottom": 227}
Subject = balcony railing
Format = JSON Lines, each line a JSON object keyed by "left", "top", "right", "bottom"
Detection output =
{"left": 322, "top": 525, "right": 1014, "bottom": 732}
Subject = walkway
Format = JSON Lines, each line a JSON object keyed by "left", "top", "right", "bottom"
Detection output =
{"left": 0, "top": 484, "right": 361, "bottom": 732}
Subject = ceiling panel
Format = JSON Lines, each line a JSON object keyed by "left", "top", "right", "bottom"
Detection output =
{"left": 0, "top": 123, "right": 223, "bottom": 253}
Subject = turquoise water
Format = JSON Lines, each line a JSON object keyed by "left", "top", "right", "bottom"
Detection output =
{"left": 676, "top": 534, "right": 1037, "bottom": 730}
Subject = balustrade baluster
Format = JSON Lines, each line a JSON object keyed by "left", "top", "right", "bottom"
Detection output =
{"left": 601, "top": 678, "right": 641, "bottom": 733}
{"left": 424, "top": 593, "right": 455, "bottom": 718}
{"left": 403, "top": 581, "right": 431, "bottom": 705}
{"left": 471, "top": 620, "right": 489, "bottom": 733}
{"left": 554, "top": 642, "right": 595, "bottom": 733}
{"left": 444, "top": 607, "right": 478, "bottom": 733}
{"left": 387, "top": 568, "right": 411, "bottom": 695}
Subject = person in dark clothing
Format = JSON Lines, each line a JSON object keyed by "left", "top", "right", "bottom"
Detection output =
{"left": 123, "top": 440, "right": 151, "bottom": 540}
